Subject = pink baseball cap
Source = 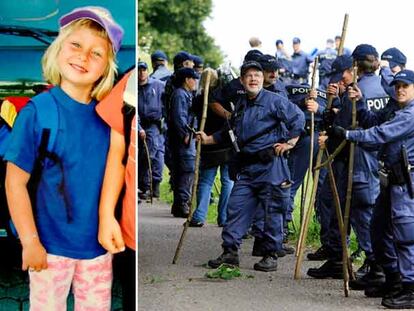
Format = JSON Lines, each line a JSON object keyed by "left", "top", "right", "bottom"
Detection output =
{"left": 59, "top": 6, "right": 124, "bottom": 53}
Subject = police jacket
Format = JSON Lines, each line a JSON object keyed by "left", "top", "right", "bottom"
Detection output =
{"left": 286, "top": 84, "right": 327, "bottom": 123}
{"left": 168, "top": 87, "right": 197, "bottom": 155}
{"left": 348, "top": 99, "right": 414, "bottom": 169}
{"left": 213, "top": 89, "right": 304, "bottom": 154}
{"left": 150, "top": 65, "right": 172, "bottom": 82}
{"left": 380, "top": 66, "right": 397, "bottom": 100}
{"left": 316, "top": 48, "right": 337, "bottom": 76}
{"left": 138, "top": 77, "right": 165, "bottom": 124}
{"left": 264, "top": 79, "right": 288, "bottom": 98}
{"left": 358, "top": 73, "right": 390, "bottom": 113}
{"left": 211, "top": 78, "right": 245, "bottom": 110}
{"left": 212, "top": 89, "right": 304, "bottom": 184}
{"left": 291, "top": 51, "right": 313, "bottom": 78}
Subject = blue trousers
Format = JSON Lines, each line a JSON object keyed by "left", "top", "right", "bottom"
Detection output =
{"left": 378, "top": 179, "right": 414, "bottom": 282}
{"left": 287, "top": 132, "right": 320, "bottom": 222}
{"left": 371, "top": 184, "right": 399, "bottom": 275}
{"left": 192, "top": 165, "right": 234, "bottom": 225}
{"left": 222, "top": 171, "right": 289, "bottom": 253}
{"left": 326, "top": 160, "right": 374, "bottom": 261}
{"left": 138, "top": 124, "right": 165, "bottom": 190}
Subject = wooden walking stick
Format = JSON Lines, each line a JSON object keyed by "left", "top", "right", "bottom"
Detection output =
{"left": 295, "top": 56, "right": 318, "bottom": 261}
{"left": 295, "top": 13, "right": 350, "bottom": 276}
{"left": 173, "top": 68, "right": 213, "bottom": 264}
{"left": 314, "top": 13, "right": 349, "bottom": 171}
{"left": 142, "top": 138, "right": 153, "bottom": 204}
{"left": 341, "top": 65, "right": 359, "bottom": 289}
{"left": 324, "top": 149, "right": 353, "bottom": 297}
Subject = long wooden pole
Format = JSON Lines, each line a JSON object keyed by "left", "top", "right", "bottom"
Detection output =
{"left": 142, "top": 139, "right": 153, "bottom": 204}
{"left": 294, "top": 14, "right": 351, "bottom": 282}
{"left": 295, "top": 57, "right": 322, "bottom": 272}
{"left": 173, "top": 69, "right": 212, "bottom": 264}
{"left": 341, "top": 65, "right": 358, "bottom": 289}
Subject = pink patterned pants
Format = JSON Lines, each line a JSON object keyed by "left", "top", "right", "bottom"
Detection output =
{"left": 29, "top": 252, "right": 113, "bottom": 311}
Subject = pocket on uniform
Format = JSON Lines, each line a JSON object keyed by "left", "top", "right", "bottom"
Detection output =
{"left": 269, "top": 183, "right": 291, "bottom": 214}
{"left": 353, "top": 181, "right": 378, "bottom": 206}
{"left": 393, "top": 221, "right": 414, "bottom": 245}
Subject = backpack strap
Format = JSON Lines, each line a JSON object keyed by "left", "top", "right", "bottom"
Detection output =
{"left": 30, "top": 91, "right": 59, "bottom": 166}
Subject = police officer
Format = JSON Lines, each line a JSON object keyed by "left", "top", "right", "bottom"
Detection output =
{"left": 150, "top": 50, "right": 172, "bottom": 82}
{"left": 193, "top": 55, "right": 204, "bottom": 74}
{"left": 163, "top": 51, "right": 195, "bottom": 210}
{"left": 275, "top": 39, "right": 293, "bottom": 84}
{"left": 329, "top": 69, "right": 414, "bottom": 309}
{"left": 316, "top": 38, "right": 337, "bottom": 90}
{"left": 258, "top": 54, "right": 288, "bottom": 97}
{"left": 138, "top": 61, "right": 165, "bottom": 199}
{"left": 291, "top": 37, "right": 313, "bottom": 84}
{"left": 307, "top": 49, "right": 386, "bottom": 282}
{"left": 167, "top": 67, "right": 199, "bottom": 218}
{"left": 284, "top": 77, "right": 327, "bottom": 245}
{"left": 198, "top": 61, "right": 305, "bottom": 272}
{"left": 380, "top": 47, "right": 407, "bottom": 99}
{"left": 334, "top": 35, "right": 352, "bottom": 56}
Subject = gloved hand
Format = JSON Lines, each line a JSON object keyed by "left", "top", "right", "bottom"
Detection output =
{"left": 326, "top": 125, "right": 346, "bottom": 140}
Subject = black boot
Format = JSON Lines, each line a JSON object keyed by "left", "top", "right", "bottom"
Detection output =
{"left": 282, "top": 243, "right": 295, "bottom": 255}
{"left": 208, "top": 248, "right": 239, "bottom": 268}
{"left": 307, "top": 259, "right": 343, "bottom": 279}
{"left": 307, "top": 245, "right": 330, "bottom": 261}
{"left": 254, "top": 252, "right": 278, "bottom": 272}
{"left": 252, "top": 238, "right": 287, "bottom": 258}
{"left": 382, "top": 283, "right": 414, "bottom": 309}
{"left": 172, "top": 202, "right": 190, "bottom": 218}
{"left": 252, "top": 238, "right": 264, "bottom": 257}
{"left": 355, "top": 258, "right": 370, "bottom": 279}
{"left": 350, "top": 261, "right": 385, "bottom": 290}
{"left": 153, "top": 182, "right": 160, "bottom": 198}
{"left": 365, "top": 272, "right": 402, "bottom": 298}
{"left": 138, "top": 189, "right": 150, "bottom": 200}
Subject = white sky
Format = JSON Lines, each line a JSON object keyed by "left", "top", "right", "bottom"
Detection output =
{"left": 204, "top": 0, "right": 413, "bottom": 69}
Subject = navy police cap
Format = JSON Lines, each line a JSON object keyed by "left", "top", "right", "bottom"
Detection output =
{"left": 240, "top": 61, "right": 263, "bottom": 76}
{"left": 176, "top": 67, "right": 199, "bottom": 80}
{"left": 329, "top": 55, "right": 353, "bottom": 83}
{"left": 192, "top": 55, "right": 204, "bottom": 67}
{"left": 173, "top": 51, "right": 193, "bottom": 67}
{"left": 138, "top": 61, "right": 148, "bottom": 69}
{"left": 381, "top": 47, "right": 407, "bottom": 69}
{"left": 292, "top": 37, "right": 301, "bottom": 44}
{"left": 244, "top": 49, "right": 263, "bottom": 62}
{"left": 151, "top": 50, "right": 168, "bottom": 61}
{"left": 258, "top": 54, "right": 280, "bottom": 71}
{"left": 352, "top": 44, "right": 379, "bottom": 61}
{"left": 390, "top": 70, "right": 414, "bottom": 86}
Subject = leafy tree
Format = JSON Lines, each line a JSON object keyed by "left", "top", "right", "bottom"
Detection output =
{"left": 138, "top": 0, "right": 223, "bottom": 68}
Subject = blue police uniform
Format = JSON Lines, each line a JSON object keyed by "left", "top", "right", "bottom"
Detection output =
{"left": 138, "top": 77, "right": 165, "bottom": 194}
{"left": 150, "top": 65, "right": 172, "bottom": 82}
{"left": 212, "top": 89, "right": 305, "bottom": 254}
{"left": 325, "top": 73, "right": 388, "bottom": 263}
{"left": 264, "top": 79, "right": 288, "bottom": 98}
{"left": 316, "top": 47, "right": 337, "bottom": 90}
{"left": 167, "top": 87, "right": 197, "bottom": 215}
{"left": 285, "top": 84, "right": 327, "bottom": 226}
{"left": 352, "top": 98, "right": 400, "bottom": 279}
{"left": 347, "top": 98, "right": 414, "bottom": 286}
{"left": 291, "top": 51, "right": 313, "bottom": 84}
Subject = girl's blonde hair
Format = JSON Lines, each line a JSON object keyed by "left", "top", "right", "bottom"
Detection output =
{"left": 42, "top": 19, "right": 117, "bottom": 100}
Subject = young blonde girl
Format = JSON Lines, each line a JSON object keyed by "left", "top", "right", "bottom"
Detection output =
{"left": 4, "top": 6, "right": 123, "bottom": 310}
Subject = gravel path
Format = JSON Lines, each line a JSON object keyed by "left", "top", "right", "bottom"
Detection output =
{"left": 138, "top": 201, "right": 383, "bottom": 311}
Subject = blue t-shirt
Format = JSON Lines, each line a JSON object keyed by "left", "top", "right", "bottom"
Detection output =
{"left": 5, "top": 86, "right": 110, "bottom": 259}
